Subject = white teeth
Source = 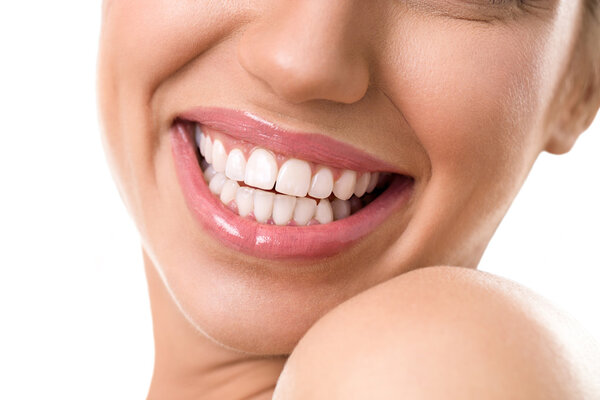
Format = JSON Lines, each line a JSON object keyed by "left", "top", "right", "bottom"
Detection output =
{"left": 333, "top": 170, "right": 357, "bottom": 201}
{"left": 204, "top": 136, "right": 213, "bottom": 164}
{"left": 209, "top": 172, "right": 227, "bottom": 195}
{"left": 245, "top": 148, "right": 278, "bottom": 190}
{"left": 366, "top": 172, "right": 379, "bottom": 193}
{"left": 212, "top": 140, "right": 227, "bottom": 173}
{"left": 308, "top": 168, "right": 334, "bottom": 199}
{"left": 253, "top": 189, "right": 275, "bottom": 223}
{"left": 220, "top": 179, "right": 239, "bottom": 205}
{"left": 225, "top": 149, "right": 246, "bottom": 181}
{"left": 293, "top": 198, "right": 316, "bottom": 225}
{"left": 236, "top": 187, "right": 254, "bottom": 217}
{"left": 273, "top": 194, "right": 297, "bottom": 226}
{"left": 196, "top": 126, "right": 205, "bottom": 156}
{"left": 203, "top": 165, "right": 217, "bottom": 182}
{"left": 354, "top": 172, "right": 370, "bottom": 198}
{"left": 275, "top": 159, "right": 312, "bottom": 197}
{"left": 315, "top": 199, "right": 334, "bottom": 224}
{"left": 332, "top": 199, "right": 351, "bottom": 220}
{"left": 199, "top": 134, "right": 391, "bottom": 225}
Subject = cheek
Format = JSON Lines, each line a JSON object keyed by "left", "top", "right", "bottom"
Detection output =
{"left": 373, "top": 17, "right": 564, "bottom": 266}
{"left": 384, "top": 21, "right": 548, "bottom": 184}
{"left": 100, "top": 0, "right": 246, "bottom": 92}
{"left": 97, "top": 0, "right": 250, "bottom": 220}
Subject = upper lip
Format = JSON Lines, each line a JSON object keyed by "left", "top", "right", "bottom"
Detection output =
{"left": 177, "top": 107, "right": 408, "bottom": 174}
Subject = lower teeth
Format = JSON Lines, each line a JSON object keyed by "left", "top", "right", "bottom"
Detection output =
{"left": 197, "top": 149, "right": 389, "bottom": 226}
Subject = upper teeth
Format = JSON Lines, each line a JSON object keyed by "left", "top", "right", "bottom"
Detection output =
{"left": 196, "top": 125, "right": 383, "bottom": 225}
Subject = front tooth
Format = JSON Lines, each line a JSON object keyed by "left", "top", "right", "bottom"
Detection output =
{"left": 366, "top": 172, "right": 379, "bottom": 193}
{"left": 354, "top": 172, "right": 370, "bottom": 197}
{"left": 275, "top": 159, "right": 312, "bottom": 197}
{"left": 203, "top": 165, "right": 217, "bottom": 182}
{"left": 209, "top": 172, "right": 227, "bottom": 195}
{"left": 273, "top": 195, "right": 297, "bottom": 226}
{"left": 236, "top": 187, "right": 254, "bottom": 217}
{"left": 196, "top": 126, "right": 205, "bottom": 156}
{"left": 225, "top": 149, "right": 246, "bottom": 181}
{"left": 212, "top": 140, "right": 227, "bottom": 173}
{"left": 315, "top": 199, "right": 333, "bottom": 224}
{"left": 333, "top": 170, "right": 357, "bottom": 200}
{"left": 244, "top": 148, "right": 278, "bottom": 190}
{"left": 204, "top": 136, "right": 213, "bottom": 163}
{"left": 332, "top": 199, "right": 351, "bottom": 220}
{"left": 220, "top": 179, "right": 239, "bottom": 205}
{"left": 253, "top": 189, "right": 275, "bottom": 223}
{"left": 293, "top": 198, "right": 316, "bottom": 225}
{"left": 308, "top": 168, "right": 334, "bottom": 199}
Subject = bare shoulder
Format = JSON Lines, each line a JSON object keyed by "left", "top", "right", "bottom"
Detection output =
{"left": 274, "top": 266, "right": 600, "bottom": 399}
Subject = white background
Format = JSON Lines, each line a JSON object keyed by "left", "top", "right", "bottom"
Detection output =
{"left": 0, "top": 2, "right": 598, "bottom": 399}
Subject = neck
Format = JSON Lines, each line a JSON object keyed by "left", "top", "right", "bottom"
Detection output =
{"left": 144, "top": 253, "right": 287, "bottom": 400}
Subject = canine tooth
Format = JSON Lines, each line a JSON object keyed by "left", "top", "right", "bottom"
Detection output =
{"left": 275, "top": 159, "right": 311, "bottom": 197}
{"left": 366, "top": 172, "right": 379, "bottom": 193}
{"left": 196, "top": 125, "right": 205, "bottom": 156}
{"left": 273, "top": 195, "right": 297, "bottom": 226}
{"left": 209, "top": 172, "right": 227, "bottom": 195}
{"left": 212, "top": 140, "right": 227, "bottom": 173}
{"left": 293, "top": 198, "right": 316, "bottom": 225}
{"left": 253, "top": 189, "right": 275, "bottom": 223}
{"left": 203, "top": 165, "right": 217, "bottom": 182}
{"left": 332, "top": 199, "right": 351, "bottom": 220}
{"left": 354, "top": 172, "right": 370, "bottom": 197}
{"left": 204, "top": 136, "right": 213, "bottom": 163}
{"left": 308, "top": 168, "right": 334, "bottom": 199}
{"left": 315, "top": 199, "right": 333, "bottom": 224}
{"left": 245, "top": 148, "right": 278, "bottom": 190}
{"left": 333, "top": 170, "right": 357, "bottom": 200}
{"left": 220, "top": 179, "right": 239, "bottom": 205}
{"left": 225, "top": 149, "right": 246, "bottom": 181}
{"left": 236, "top": 187, "right": 254, "bottom": 217}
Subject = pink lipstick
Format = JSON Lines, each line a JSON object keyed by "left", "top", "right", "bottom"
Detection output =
{"left": 171, "top": 107, "right": 413, "bottom": 259}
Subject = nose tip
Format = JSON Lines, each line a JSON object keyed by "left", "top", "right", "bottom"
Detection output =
{"left": 237, "top": 3, "right": 371, "bottom": 105}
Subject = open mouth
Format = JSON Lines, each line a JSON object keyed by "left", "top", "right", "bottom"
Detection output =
{"left": 171, "top": 107, "right": 414, "bottom": 259}
{"left": 196, "top": 124, "right": 394, "bottom": 226}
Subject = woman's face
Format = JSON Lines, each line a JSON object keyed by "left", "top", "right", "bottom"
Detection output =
{"left": 98, "top": 1, "right": 583, "bottom": 354}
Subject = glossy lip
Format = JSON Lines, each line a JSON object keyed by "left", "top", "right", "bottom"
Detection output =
{"left": 179, "top": 107, "right": 405, "bottom": 173}
{"left": 170, "top": 109, "right": 413, "bottom": 260}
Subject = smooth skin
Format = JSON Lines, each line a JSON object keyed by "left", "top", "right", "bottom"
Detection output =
{"left": 98, "top": 0, "right": 600, "bottom": 398}
{"left": 274, "top": 267, "right": 600, "bottom": 399}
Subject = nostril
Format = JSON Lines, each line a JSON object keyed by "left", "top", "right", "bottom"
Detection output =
{"left": 273, "top": 57, "right": 370, "bottom": 105}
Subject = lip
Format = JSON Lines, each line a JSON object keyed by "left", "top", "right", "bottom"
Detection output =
{"left": 178, "top": 107, "right": 404, "bottom": 173}
{"left": 170, "top": 108, "right": 413, "bottom": 260}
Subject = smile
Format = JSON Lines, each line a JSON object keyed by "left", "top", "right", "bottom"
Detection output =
{"left": 171, "top": 107, "right": 414, "bottom": 259}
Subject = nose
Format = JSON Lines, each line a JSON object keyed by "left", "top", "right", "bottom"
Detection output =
{"left": 237, "top": 1, "right": 372, "bottom": 105}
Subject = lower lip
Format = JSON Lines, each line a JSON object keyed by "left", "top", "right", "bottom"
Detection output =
{"left": 170, "top": 123, "right": 413, "bottom": 260}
